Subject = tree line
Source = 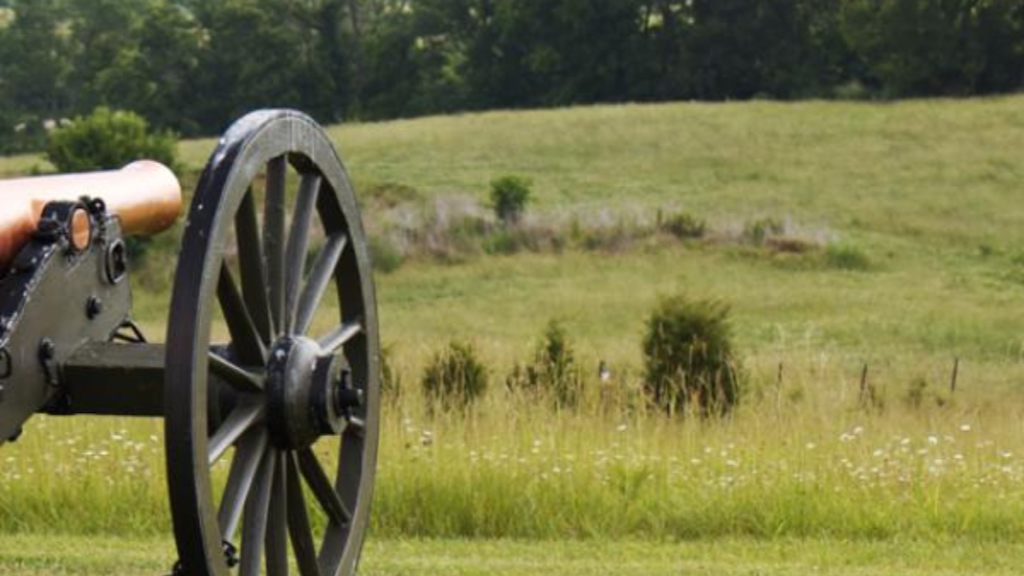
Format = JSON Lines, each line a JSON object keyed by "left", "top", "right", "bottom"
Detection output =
{"left": 1, "top": 0, "right": 1023, "bottom": 153}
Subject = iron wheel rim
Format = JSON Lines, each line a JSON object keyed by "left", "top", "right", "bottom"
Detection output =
{"left": 165, "top": 110, "right": 380, "bottom": 576}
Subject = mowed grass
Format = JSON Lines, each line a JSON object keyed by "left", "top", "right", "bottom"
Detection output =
{"left": 4, "top": 535, "right": 1024, "bottom": 576}
{"left": 3, "top": 97, "right": 1024, "bottom": 553}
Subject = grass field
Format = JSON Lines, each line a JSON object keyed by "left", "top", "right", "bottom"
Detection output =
{"left": 5, "top": 535, "right": 1024, "bottom": 576}
{"left": 3, "top": 97, "right": 1024, "bottom": 569}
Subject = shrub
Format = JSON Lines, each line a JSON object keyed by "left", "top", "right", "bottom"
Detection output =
{"left": 824, "top": 242, "right": 870, "bottom": 271}
{"left": 46, "top": 107, "right": 178, "bottom": 173}
{"left": 506, "top": 320, "right": 582, "bottom": 408}
{"left": 484, "top": 229, "right": 521, "bottom": 255}
{"left": 743, "top": 217, "right": 785, "bottom": 245}
{"left": 369, "top": 235, "right": 405, "bottom": 273}
{"left": 422, "top": 341, "right": 488, "bottom": 411}
{"left": 660, "top": 211, "right": 706, "bottom": 239}
{"left": 642, "top": 296, "right": 739, "bottom": 416}
{"left": 490, "top": 175, "right": 532, "bottom": 225}
{"left": 45, "top": 108, "right": 179, "bottom": 262}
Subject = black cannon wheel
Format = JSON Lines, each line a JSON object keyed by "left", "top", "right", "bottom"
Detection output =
{"left": 165, "top": 110, "right": 380, "bottom": 576}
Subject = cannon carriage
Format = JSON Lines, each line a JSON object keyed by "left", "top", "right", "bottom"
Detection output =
{"left": 0, "top": 110, "right": 380, "bottom": 576}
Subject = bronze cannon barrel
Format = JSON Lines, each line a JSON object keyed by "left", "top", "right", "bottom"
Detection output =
{"left": 0, "top": 161, "right": 182, "bottom": 266}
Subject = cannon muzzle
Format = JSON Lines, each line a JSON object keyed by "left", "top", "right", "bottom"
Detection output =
{"left": 0, "top": 161, "right": 182, "bottom": 266}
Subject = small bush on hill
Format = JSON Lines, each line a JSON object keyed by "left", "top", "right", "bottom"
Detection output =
{"left": 824, "top": 242, "right": 870, "bottom": 270}
{"left": 422, "top": 341, "right": 488, "bottom": 411}
{"left": 46, "top": 107, "right": 179, "bottom": 263}
{"left": 642, "top": 296, "right": 739, "bottom": 416}
{"left": 46, "top": 107, "right": 178, "bottom": 173}
{"left": 507, "top": 320, "right": 582, "bottom": 408}
{"left": 660, "top": 211, "right": 706, "bottom": 239}
{"left": 490, "top": 175, "right": 532, "bottom": 225}
{"left": 743, "top": 217, "right": 785, "bottom": 245}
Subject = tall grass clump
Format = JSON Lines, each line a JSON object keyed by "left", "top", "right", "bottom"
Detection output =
{"left": 824, "top": 242, "right": 871, "bottom": 270}
{"left": 659, "top": 210, "right": 706, "bottom": 239}
{"left": 742, "top": 217, "right": 785, "bottom": 245}
{"left": 422, "top": 341, "right": 489, "bottom": 411}
{"left": 642, "top": 296, "right": 739, "bottom": 416}
{"left": 506, "top": 320, "right": 583, "bottom": 408}
{"left": 381, "top": 344, "right": 403, "bottom": 404}
{"left": 490, "top": 175, "right": 532, "bottom": 225}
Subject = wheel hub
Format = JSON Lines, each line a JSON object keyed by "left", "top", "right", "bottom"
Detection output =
{"left": 265, "top": 336, "right": 357, "bottom": 449}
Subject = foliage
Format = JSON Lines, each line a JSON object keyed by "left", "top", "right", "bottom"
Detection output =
{"left": 421, "top": 341, "right": 488, "bottom": 411}
{"left": 506, "top": 320, "right": 582, "bottom": 408}
{"left": 490, "top": 175, "right": 532, "bottom": 225}
{"left": 743, "top": 217, "right": 786, "bottom": 246}
{"left": 642, "top": 296, "right": 739, "bottom": 415}
{"left": 660, "top": 211, "right": 706, "bottom": 239}
{"left": 840, "top": 0, "right": 1024, "bottom": 96}
{"left": 824, "top": 242, "right": 871, "bottom": 271}
{"left": 3, "top": 0, "right": 1024, "bottom": 151}
{"left": 45, "top": 107, "right": 177, "bottom": 173}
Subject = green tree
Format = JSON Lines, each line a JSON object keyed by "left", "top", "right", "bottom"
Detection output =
{"left": 192, "top": 0, "right": 340, "bottom": 129}
{"left": 841, "top": 0, "right": 1024, "bottom": 96}
{"left": 89, "top": 1, "right": 204, "bottom": 135}
{"left": 0, "top": 0, "right": 72, "bottom": 151}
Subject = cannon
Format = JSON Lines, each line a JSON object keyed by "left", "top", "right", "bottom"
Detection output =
{"left": 0, "top": 110, "right": 380, "bottom": 576}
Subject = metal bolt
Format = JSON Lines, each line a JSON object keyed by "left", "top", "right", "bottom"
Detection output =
{"left": 334, "top": 372, "right": 364, "bottom": 412}
{"left": 39, "top": 339, "right": 55, "bottom": 361}
{"left": 86, "top": 296, "right": 103, "bottom": 319}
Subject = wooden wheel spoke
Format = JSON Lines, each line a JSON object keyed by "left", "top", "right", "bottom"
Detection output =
{"left": 217, "top": 264, "right": 266, "bottom": 365}
{"left": 266, "top": 451, "right": 290, "bottom": 576}
{"left": 295, "top": 233, "right": 347, "bottom": 336}
{"left": 240, "top": 449, "right": 276, "bottom": 576}
{"left": 236, "top": 190, "right": 274, "bottom": 344}
{"left": 285, "top": 173, "right": 322, "bottom": 333}
{"left": 286, "top": 453, "right": 323, "bottom": 576}
{"left": 218, "top": 431, "right": 268, "bottom": 541}
{"left": 209, "top": 402, "right": 266, "bottom": 465}
{"left": 209, "top": 351, "right": 264, "bottom": 394}
{"left": 297, "top": 448, "right": 351, "bottom": 526}
{"left": 265, "top": 156, "right": 288, "bottom": 336}
{"left": 318, "top": 320, "right": 363, "bottom": 356}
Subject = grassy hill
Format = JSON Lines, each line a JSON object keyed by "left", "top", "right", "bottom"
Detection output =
{"left": 109, "top": 96, "right": 1024, "bottom": 376}
{"left": 3, "top": 98, "right": 1024, "bottom": 552}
